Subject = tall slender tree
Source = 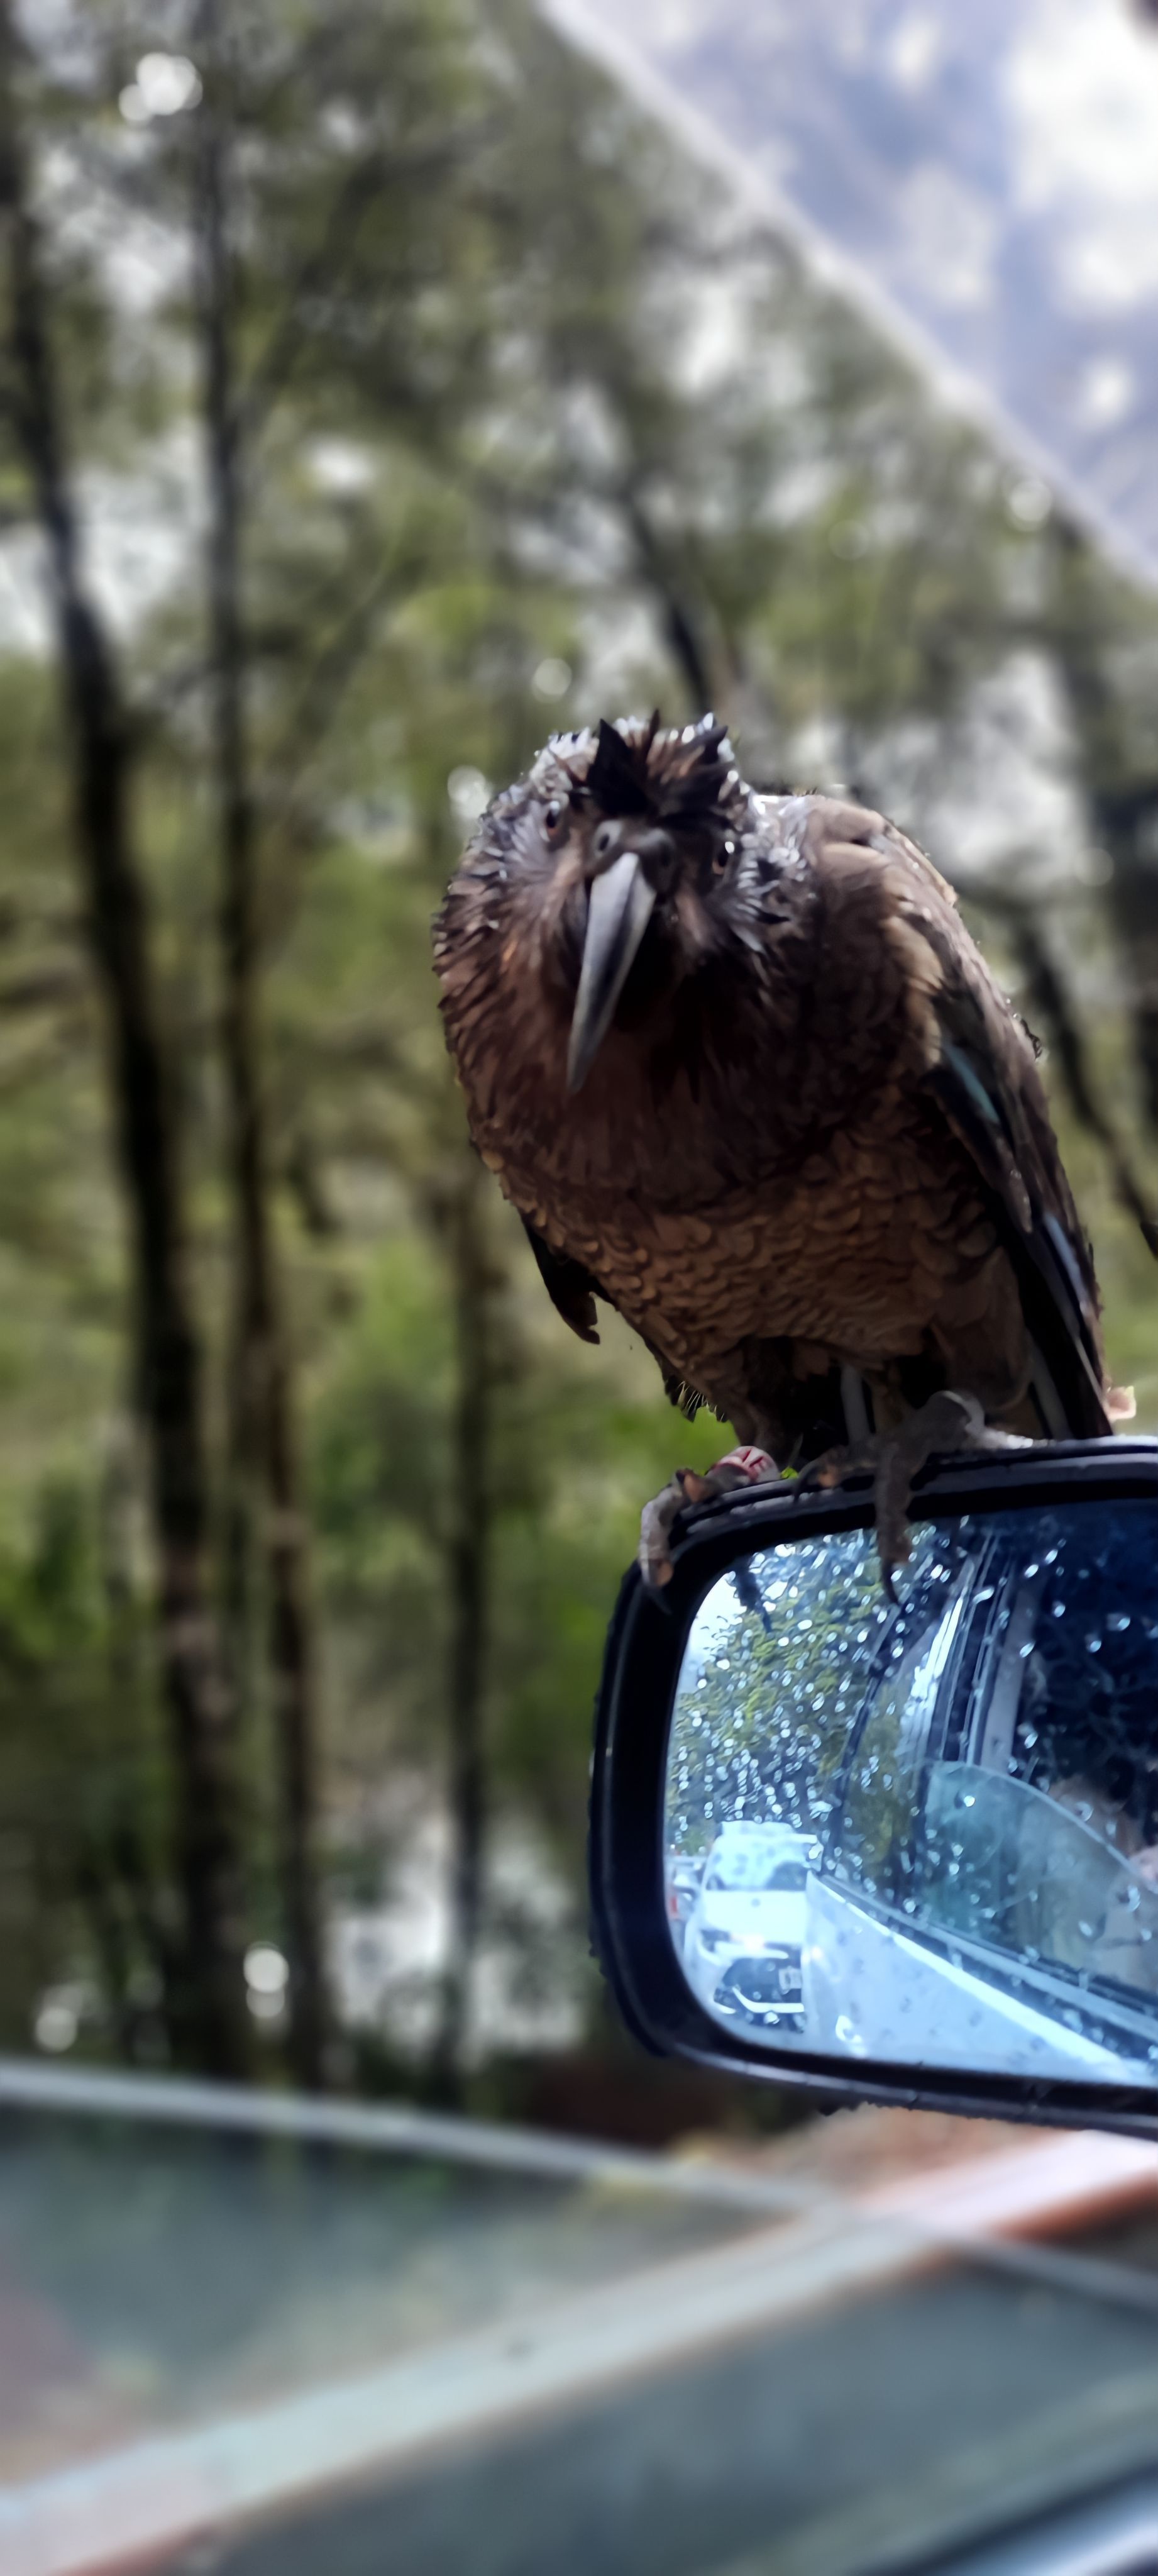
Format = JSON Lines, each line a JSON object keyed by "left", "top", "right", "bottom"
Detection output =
{"left": 0, "top": 0, "right": 248, "bottom": 2075}
{"left": 429, "top": 1145, "right": 494, "bottom": 2091}
{"left": 194, "top": 0, "right": 328, "bottom": 2086}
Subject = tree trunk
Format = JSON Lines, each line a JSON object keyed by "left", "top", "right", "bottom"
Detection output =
{"left": 431, "top": 1154, "right": 492, "bottom": 2096}
{"left": 0, "top": 14, "right": 249, "bottom": 2076}
{"left": 1044, "top": 524, "right": 1158, "bottom": 1148}
{"left": 1099, "top": 805, "right": 1158, "bottom": 1146}
{"left": 195, "top": 6, "right": 328, "bottom": 2088}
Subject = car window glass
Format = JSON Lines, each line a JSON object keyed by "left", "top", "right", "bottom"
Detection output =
{"left": 828, "top": 1576, "right": 974, "bottom": 1904}
{"left": 917, "top": 1762, "right": 1158, "bottom": 2002}
{"left": 667, "top": 1521, "right": 971, "bottom": 1888}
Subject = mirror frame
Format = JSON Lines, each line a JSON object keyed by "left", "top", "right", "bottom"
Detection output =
{"left": 588, "top": 1437, "right": 1158, "bottom": 2140}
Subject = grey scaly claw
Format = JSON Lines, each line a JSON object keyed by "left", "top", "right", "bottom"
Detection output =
{"left": 795, "top": 1393, "right": 1030, "bottom": 1597}
{"left": 638, "top": 1446, "right": 778, "bottom": 1592}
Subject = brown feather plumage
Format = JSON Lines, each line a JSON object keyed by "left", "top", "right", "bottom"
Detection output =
{"left": 433, "top": 716, "right": 1128, "bottom": 1465}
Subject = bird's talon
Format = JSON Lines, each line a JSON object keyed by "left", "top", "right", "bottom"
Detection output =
{"left": 638, "top": 1448, "right": 778, "bottom": 1590}
{"left": 795, "top": 1446, "right": 866, "bottom": 1496}
{"left": 799, "top": 1392, "right": 1019, "bottom": 1594}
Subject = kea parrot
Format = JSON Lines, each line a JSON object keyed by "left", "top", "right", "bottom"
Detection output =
{"left": 433, "top": 713, "right": 1137, "bottom": 1591}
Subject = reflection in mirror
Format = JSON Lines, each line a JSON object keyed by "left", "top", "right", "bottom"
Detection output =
{"left": 664, "top": 1506, "right": 1158, "bottom": 2089}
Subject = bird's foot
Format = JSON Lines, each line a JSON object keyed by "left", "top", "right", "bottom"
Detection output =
{"left": 797, "top": 1390, "right": 1030, "bottom": 1599}
{"left": 639, "top": 1446, "right": 778, "bottom": 1592}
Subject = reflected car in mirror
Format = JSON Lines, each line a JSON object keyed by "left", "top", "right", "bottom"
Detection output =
{"left": 680, "top": 1824, "right": 821, "bottom": 2031}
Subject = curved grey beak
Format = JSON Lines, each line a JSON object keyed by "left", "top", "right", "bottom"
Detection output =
{"left": 567, "top": 850, "right": 656, "bottom": 1094}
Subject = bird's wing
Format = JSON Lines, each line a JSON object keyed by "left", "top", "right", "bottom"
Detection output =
{"left": 520, "top": 1218, "right": 724, "bottom": 1427}
{"left": 869, "top": 816, "right": 1111, "bottom": 1436}
{"left": 521, "top": 1219, "right": 602, "bottom": 1345}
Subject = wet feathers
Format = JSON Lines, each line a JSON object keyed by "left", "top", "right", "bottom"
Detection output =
{"left": 433, "top": 715, "right": 1126, "bottom": 1463}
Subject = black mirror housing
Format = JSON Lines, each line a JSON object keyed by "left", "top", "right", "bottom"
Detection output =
{"left": 589, "top": 1440, "right": 1158, "bottom": 2140}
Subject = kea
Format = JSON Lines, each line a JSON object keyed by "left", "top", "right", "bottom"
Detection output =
{"left": 433, "top": 712, "right": 1136, "bottom": 1591}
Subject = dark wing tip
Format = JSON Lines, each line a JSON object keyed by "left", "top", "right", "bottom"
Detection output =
{"left": 521, "top": 1219, "right": 602, "bottom": 1343}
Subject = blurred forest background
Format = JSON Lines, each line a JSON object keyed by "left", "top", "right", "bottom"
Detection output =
{"left": 0, "top": 0, "right": 1154, "bottom": 2127}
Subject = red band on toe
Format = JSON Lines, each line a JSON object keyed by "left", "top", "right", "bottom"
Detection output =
{"left": 713, "top": 1446, "right": 775, "bottom": 1482}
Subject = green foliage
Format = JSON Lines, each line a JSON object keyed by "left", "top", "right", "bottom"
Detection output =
{"left": 0, "top": 0, "right": 1152, "bottom": 2094}
{"left": 669, "top": 1533, "right": 886, "bottom": 1857}
{"left": 0, "top": 1468, "right": 172, "bottom": 2053}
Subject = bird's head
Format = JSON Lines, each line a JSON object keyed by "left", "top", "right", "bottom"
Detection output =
{"left": 443, "top": 713, "right": 768, "bottom": 1094}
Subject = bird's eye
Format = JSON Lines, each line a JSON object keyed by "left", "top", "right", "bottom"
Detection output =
{"left": 592, "top": 823, "right": 617, "bottom": 860}
{"left": 543, "top": 799, "right": 566, "bottom": 841}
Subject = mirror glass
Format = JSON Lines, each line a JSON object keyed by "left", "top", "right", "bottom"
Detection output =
{"left": 664, "top": 1503, "right": 1158, "bottom": 2088}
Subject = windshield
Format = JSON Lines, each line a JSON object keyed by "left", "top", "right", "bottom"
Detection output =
{"left": 705, "top": 1845, "right": 813, "bottom": 1892}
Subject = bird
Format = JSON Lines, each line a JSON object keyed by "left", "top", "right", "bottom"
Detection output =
{"left": 433, "top": 712, "right": 1139, "bottom": 1591}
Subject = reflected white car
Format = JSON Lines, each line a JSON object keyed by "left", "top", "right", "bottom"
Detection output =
{"left": 681, "top": 1824, "right": 822, "bottom": 2028}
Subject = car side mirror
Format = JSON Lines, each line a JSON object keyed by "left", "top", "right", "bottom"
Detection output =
{"left": 590, "top": 1441, "right": 1158, "bottom": 2137}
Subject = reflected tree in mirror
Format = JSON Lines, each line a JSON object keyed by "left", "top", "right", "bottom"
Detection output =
{"left": 665, "top": 1506, "right": 1158, "bottom": 2090}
